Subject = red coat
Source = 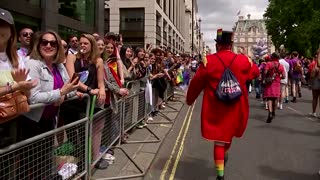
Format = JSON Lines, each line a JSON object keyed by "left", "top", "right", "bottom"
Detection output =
{"left": 186, "top": 50, "right": 259, "bottom": 143}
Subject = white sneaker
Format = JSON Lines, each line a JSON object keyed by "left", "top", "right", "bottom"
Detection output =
{"left": 147, "top": 116, "right": 153, "bottom": 122}
{"left": 103, "top": 153, "right": 115, "bottom": 161}
{"left": 279, "top": 104, "right": 283, "bottom": 110}
{"left": 309, "top": 112, "right": 317, "bottom": 117}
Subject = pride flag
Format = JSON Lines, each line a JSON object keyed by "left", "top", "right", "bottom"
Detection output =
{"left": 176, "top": 69, "right": 183, "bottom": 84}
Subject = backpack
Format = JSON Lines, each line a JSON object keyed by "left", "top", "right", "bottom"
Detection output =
{"left": 293, "top": 60, "right": 302, "bottom": 72}
{"left": 263, "top": 62, "right": 279, "bottom": 85}
{"left": 215, "top": 54, "right": 242, "bottom": 102}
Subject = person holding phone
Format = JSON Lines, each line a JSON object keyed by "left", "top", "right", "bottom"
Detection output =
{"left": 18, "top": 30, "right": 78, "bottom": 179}
{"left": 65, "top": 34, "right": 107, "bottom": 169}
{"left": 65, "top": 34, "right": 106, "bottom": 104}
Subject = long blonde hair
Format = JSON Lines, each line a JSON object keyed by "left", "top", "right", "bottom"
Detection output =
{"left": 76, "top": 34, "right": 99, "bottom": 64}
{"left": 29, "top": 30, "right": 65, "bottom": 64}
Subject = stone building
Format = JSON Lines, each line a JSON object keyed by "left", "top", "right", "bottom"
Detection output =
{"left": 105, "top": 0, "right": 189, "bottom": 54}
{"left": 233, "top": 14, "right": 275, "bottom": 58}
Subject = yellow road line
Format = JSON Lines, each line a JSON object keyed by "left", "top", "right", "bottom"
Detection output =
{"left": 160, "top": 105, "right": 192, "bottom": 180}
{"left": 169, "top": 103, "right": 195, "bottom": 180}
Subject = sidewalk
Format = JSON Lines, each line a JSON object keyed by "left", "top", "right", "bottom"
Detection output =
{"left": 91, "top": 92, "right": 186, "bottom": 180}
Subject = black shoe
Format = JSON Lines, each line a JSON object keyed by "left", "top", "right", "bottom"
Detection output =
{"left": 299, "top": 93, "right": 302, "bottom": 98}
{"left": 266, "top": 113, "right": 273, "bottom": 123}
{"left": 95, "top": 159, "right": 109, "bottom": 169}
{"left": 272, "top": 111, "right": 275, "bottom": 118}
{"left": 291, "top": 97, "right": 297, "bottom": 103}
{"left": 216, "top": 176, "right": 224, "bottom": 180}
{"left": 256, "top": 95, "right": 261, "bottom": 99}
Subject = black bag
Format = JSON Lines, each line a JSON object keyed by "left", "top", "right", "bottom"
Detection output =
{"left": 262, "top": 63, "right": 279, "bottom": 86}
{"left": 215, "top": 54, "right": 242, "bottom": 102}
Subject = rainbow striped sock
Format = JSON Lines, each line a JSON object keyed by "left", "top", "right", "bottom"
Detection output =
{"left": 214, "top": 144, "right": 225, "bottom": 177}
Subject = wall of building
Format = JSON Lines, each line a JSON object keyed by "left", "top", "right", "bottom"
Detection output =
{"left": 106, "top": 0, "right": 187, "bottom": 53}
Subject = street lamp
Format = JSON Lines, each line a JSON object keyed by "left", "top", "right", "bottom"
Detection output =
{"left": 198, "top": 18, "right": 202, "bottom": 57}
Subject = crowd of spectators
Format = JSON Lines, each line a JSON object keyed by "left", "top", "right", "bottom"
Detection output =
{"left": 0, "top": 8, "right": 198, "bottom": 179}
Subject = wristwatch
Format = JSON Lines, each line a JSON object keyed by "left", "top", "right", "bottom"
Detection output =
{"left": 86, "top": 87, "right": 92, "bottom": 94}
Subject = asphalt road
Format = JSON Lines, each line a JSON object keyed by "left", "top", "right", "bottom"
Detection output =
{"left": 145, "top": 88, "right": 320, "bottom": 180}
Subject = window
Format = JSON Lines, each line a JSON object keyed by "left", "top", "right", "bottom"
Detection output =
{"left": 104, "top": 9, "right": 110, "bottom": 35}
{"left": 25, "top": 0, "right": 40, "bottom": 6}
{"left": 58, "top": 0, "right": 95, "bottom": 26}
{"left": 58, "top": 25, "right": 84, "bottom": 41}
{"left": 120, "top": 8, "right": 144, "bottom": 32}
{"left": 11, "top": 11, "right": 41, "bottom": 33}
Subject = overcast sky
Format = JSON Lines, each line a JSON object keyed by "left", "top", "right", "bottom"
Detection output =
{"left": 198, "top": 0, "right": 269, "bottom": 52}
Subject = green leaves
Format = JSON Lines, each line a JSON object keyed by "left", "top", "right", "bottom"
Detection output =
{"left": 264, "top": 0, "right": 320, "bottom": 57}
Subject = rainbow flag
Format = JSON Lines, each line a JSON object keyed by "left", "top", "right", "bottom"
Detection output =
{"left": 176, "top": 69, "right": 183, "bottom": 84}
{"left": 217, "top": 28, "right": 223, "bottom": 41}
{"left": 108, "top": 61, "right": 118, "bottom": 75}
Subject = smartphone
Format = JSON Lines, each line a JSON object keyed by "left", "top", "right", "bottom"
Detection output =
{"left": 71, "top": 73, "right": 80, "bottom": 84}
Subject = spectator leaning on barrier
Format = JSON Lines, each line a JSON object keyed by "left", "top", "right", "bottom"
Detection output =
{"left": 66, "top": 34, "right": 106, "bottom": 105}
{"left": 0, "top": 8, "right": 37, "bottom": 98}
{"left": 105, "top": 32, "right": 125, "bottom": 85}
{"left": 0, "top": 8, "right": 37, "bottom": 146}
{"left": 18, "top": 30, "right": 78, "bottom": 179}
{"left": 103, "top": 41, "right": 129, "bottom": 110}
{"left": 17, "top": 27, "right": 33, "bottom": 60}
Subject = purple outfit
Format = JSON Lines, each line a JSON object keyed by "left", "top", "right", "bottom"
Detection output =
{"left": 42, "top": 65, "right": 64, "bottom": 119}
{"left": 289, "top": 58, "right": 302, "bottom": 80}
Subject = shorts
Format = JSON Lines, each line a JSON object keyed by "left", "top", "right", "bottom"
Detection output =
{"left": 281, "top": 83, "right": 287, "bottom": 93}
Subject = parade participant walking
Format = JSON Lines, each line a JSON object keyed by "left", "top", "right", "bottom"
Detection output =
{"left": 186, "top": 29, "right": 259, "bottom": 180}
{"left": 289, "top": 51, "right": 303, "bottom": 102}
{"left": 308, "top": 49, "right": 320, "bottom": 117}
{"left": 263, "top": 53, "right": 285, "bottom": 123}
{"left": 278, "top": 52, "right": 290, "bottom": 110}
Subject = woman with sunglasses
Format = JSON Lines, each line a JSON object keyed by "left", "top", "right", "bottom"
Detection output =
{"left": 16, "top": 30, "right": 79, "bottom": 179}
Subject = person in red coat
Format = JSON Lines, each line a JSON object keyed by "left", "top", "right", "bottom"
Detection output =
{"left": 186, "top": 29, "right": 259, "bottom": 180}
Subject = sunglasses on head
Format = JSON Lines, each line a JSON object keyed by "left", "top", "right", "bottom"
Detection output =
{"left": 40, "top": 39, "right": 57, "bottom": 47}
{"left": 21, "top": 32, "right": 33, "bottom": 37}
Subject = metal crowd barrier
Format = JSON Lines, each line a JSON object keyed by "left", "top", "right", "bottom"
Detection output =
{"left": 0, "top": 78, "right": 185, "bottom": 180}
{"left": 0, "top": 94, "right": 91, "bottom": 180}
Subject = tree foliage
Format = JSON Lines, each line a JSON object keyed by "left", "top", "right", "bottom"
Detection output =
{"left": 264, "top": 0, "right": 320, "bottom": 57}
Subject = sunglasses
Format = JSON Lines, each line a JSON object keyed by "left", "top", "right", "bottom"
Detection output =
{"left": 21, "top": 32, "right": 33, "bottom": 37}
{"left": 40, "top": 39, "right": 57, "bottom": 47}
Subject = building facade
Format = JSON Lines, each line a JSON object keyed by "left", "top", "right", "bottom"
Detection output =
{"left": 0, "top": 0, "right": 105, "bottom": 40}
{"left": 105, "top": 0, "right": 190, "bottom": 54}
{"left": 233, "top": 14, "right": 275, "bottom": 58}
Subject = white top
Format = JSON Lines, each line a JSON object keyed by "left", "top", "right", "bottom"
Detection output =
{"left": 279, "top": 58, "right": 290, "bottom": 84}
{"left": 191, "top": 60, "right": 197, "bottom": 68}
{"left": 0, "top": 52, "right": 30, "bottom": 86}
{"left": 68, "top": 48, "right": 78, "bottom": 55}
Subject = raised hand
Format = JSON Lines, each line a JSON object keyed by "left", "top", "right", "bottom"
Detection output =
{"left": 11, "top": 68, "right": 30, "bottom": 82}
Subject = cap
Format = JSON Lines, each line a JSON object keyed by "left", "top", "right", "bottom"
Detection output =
{"left": 105, "top": 32, "right": 117, "bottom": 39}
{"left": 215, "top": 28, "right": 234, "bottom": 44}
{"left": 0, "top": 8, "right": 14, "bottom": 25}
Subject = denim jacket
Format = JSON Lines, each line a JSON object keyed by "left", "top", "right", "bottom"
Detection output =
{"left": 24, "top": 58, "right": 76, "bottom": 122}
